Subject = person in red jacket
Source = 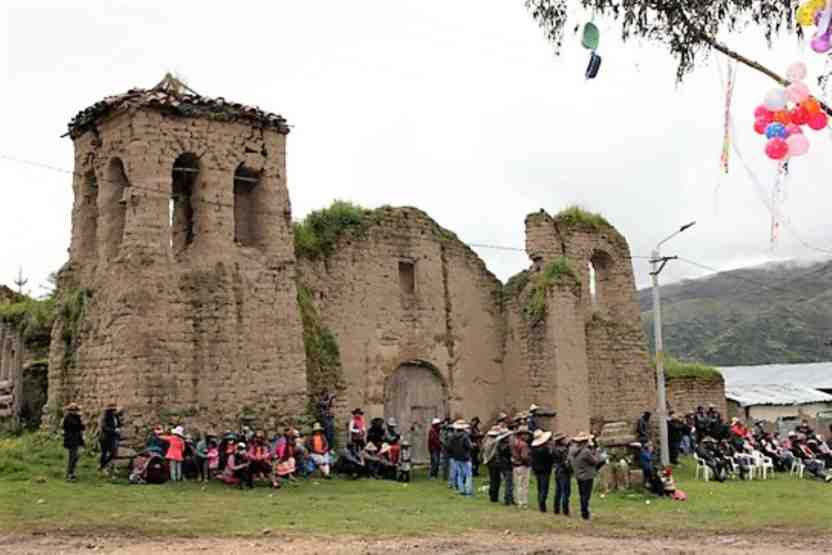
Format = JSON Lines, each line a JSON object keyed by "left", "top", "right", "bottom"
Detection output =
{"left": 160, "top": 426, "right": 186, "bottom": 482}
{"left": 248, "top": 431, "right": 278, "bottom": 488}
{"left": 428, "top": 418, "right": 442, "bottom": 479}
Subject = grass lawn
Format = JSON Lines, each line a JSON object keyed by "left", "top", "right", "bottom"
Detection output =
{"left": 1, "top": 433, "right": 830, "bottom": 539}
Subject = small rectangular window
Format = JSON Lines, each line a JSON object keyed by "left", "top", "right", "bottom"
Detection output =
{"left": 399, "top": 261, "right": 415, "bottom": 295}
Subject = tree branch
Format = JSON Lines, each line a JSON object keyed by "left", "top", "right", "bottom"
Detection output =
{"left": 672, "top": 2, "right": 832, "bottom": 117}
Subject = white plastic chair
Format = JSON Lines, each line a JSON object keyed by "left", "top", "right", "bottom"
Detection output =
{"left": 790, "top": 459, "right": 805, "bottom": 479}
{"left": 753, "top": 452, "right": 775, "bottom": 480}
{"left": 694, "top": 453, "right": 711, "bottom": 482}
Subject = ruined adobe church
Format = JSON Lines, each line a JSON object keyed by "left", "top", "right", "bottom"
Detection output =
{"left": 49, "top": 77, "right": 655, "bottom": 456}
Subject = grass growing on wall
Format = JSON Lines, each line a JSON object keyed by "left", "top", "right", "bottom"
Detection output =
{"left": 296, "top": 283, "right": 344, "bottom": 416}
{"left": 526, "top": 257, "right": 581, "bottom": 324}
{"left": 659, "top": 355, "right": 723, "bottom": 382}
{"left": 0, "top": 296, "right": 56, "bottom": 342}
{"left": 294, "top": 200, "right": 372, "bottom": 260}
{"left": 554, "top": 205, "right": 611, "bottom": 230}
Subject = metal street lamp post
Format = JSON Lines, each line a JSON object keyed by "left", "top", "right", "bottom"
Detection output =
{"left": 650, "top": 221, "right": 695, "bottom": 467}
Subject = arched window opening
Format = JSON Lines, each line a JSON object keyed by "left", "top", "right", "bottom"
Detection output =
{"left": 102, "top": 158, "right": 129, "bottom": 261}
{"left": 233, "top": 164, "right": 263, "bottom": 248}
{"left": 589, "top": 250, "right": 614, "bottom": 309}
{"left": 171, "top": 154, "right": 199, "bottom": 254}
{"left": 78, "top": 170, "right": 99, "bottom": 259}
{"left": 587, "top": 261, "right": 597, "bottom": 306}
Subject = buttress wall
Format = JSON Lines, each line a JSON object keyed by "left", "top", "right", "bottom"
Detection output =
{"left": 296, "top": 207, "right": 505, "bottom": 429}
{"left": 52, "top": 108, "right": 307, "bottom": 435}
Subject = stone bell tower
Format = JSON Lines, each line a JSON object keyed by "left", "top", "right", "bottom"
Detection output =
{"left": 50, "top": 75, "right": 308, "bottom": 434}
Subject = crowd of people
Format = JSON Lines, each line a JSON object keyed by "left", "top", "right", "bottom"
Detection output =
{"left": 60, "top": 394, "right": 831, "bottom": 521}
{"left": 634, "top": 405, "right": 832, "bottom": 484}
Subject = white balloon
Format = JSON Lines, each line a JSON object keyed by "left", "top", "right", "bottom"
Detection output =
{"left": 764, "top": 88, "right": 787, "bottom": 111}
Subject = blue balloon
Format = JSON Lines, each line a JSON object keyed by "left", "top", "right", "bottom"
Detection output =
{"left": 765, "top": 122, "right": 787, "bottom": 139}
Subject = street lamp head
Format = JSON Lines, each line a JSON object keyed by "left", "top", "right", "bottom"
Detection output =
{"left": 679, "top": 221, "right": 696, "bottom": 233}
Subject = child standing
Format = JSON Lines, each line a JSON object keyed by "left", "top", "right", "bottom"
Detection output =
{"left": 397, "top": 440, "right": 412, "bottom": 482}
{"left": 161, "top": 426, "right": 186, "bottom": 482}
{"left": 206, "top": 438, "right": 220, "bottom": 480}
{"left": 195, "top": 433, "right": 210, "bottom": 482}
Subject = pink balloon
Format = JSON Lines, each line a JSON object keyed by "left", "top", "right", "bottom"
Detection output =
{"left": 808, "top": 111, "right": 829, "bottom": 130}
{"left": 785, "top": 123, "right": 803, "bottom": 136}
{"left": 787, "top": 82, "right": 811, "bottom": 103}
{"left": 786, "top": 134, "right": 810, "bottom": 157}
{"left": 765, "top": 137, "right": 789, "bottom": 160}
{"left": 786, "top": 62, "right": 808, "bottom": 83}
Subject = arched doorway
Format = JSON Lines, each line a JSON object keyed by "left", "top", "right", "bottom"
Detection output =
{"left": 384, "top": 362, "right": 448, "bottom": 463}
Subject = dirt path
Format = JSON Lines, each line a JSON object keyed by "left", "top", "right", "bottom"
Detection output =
{"left": 2, "top": 531, "right": 831, "bottom": 554}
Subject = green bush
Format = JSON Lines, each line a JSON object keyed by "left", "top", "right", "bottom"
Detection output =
{"left": 659, "top": 355, "right": 723, "bottom": 382}
{"left": 526, "top": 257, "right": 581, "bottom": 323}
{"left": 294, "top": 200, "right": 372, "bottom": 259}
{"left": 554, "top": 205, "right": 611, "bottom": 230}
{"left": 0, "top": 296, "right": 56, "bottom": 341}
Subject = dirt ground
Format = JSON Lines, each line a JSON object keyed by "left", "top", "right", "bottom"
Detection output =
{"left": 2, "top": 531, "right": 831, "bottom": 555}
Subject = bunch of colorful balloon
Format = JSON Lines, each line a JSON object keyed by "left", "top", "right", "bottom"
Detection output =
{"left": 797, "top": 0, "right": 832, "bottom": 54}
{"left": 753, "top": 63, "right": 829, "bottom": 160}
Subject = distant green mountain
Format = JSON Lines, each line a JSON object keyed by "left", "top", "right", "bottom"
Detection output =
{"left": 638, "top": 260, "right": 832, "bottom": 366}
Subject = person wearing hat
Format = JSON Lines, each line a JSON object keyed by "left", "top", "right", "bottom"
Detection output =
{"left": 569, "top": 432, "right": 601, "bottom": 520}
{"left": 511, "top": 425, "right": 532, "bottom": 509}
{"left": 383, "top": 417, "right": 401, "bottom": 445}
{"left": 695, "top": 436, "right": 726, "bottom": 482}
{"left": 551, "top": 433, "right": 572, "bottom": 516}
{"left": 349, "top": 408, "right": 367, "bottom": 449}
{"left": 428, "top": 417, "right": 442, "bottom": 479}
{"left": 226, "top": 442, "right": 254, "bottom": 489}
{"left": 145, "top": 424, "right": 169, "bottom": 458}
{"left": 62, "top": 402, "right": 85, "bottom": 482}
{"left": 97, "top": 402, "right": 122, "bottom": 473}
{"left": 667, "top": 412, "right": 689, "bottom": 465}
{"left": 367, "top": 417, "right": 386, "bottom": 449}
{"left": 248, "top": 431, "right": 278, "bottom": 488}
{"left": 362, "top": 442, "right": 381, "bottom": 478}
{"left": 160, "top": 426, "right": 186, "bottom": 482}
{"left": 306, "top": 422, "right": 332, "bottom": 478}
{"left": 635, "top": 411, "right": 651, "bottom": 447}
{"left": 482, "top": 420, "right": 512, "bottom": 504}
{"left": 397, "top": 439, "right": 413, "bottom": 483}
{"left": 448, "top": 420, "right": 474, "bottom": 496}
{"left": 530, "top": 429, "right": 554, "bottom": 512}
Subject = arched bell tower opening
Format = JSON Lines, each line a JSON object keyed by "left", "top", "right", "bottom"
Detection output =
{"left": 170, "top": 153, "right": 199, "bottom": 254}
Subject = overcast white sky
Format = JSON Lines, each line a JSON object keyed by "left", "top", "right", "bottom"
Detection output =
{"left": 2, "top": 1, "right": 830, "bottom": 296}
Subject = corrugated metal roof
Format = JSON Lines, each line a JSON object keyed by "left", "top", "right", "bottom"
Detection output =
{"left": 725, "top": 384, "right": 832, "bottom": 407}
{"left": 718, "top": 362, "right": 832, "bottom": 390}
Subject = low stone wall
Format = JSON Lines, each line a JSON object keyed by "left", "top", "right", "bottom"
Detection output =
{"left": 666, "top": 375, "right": 726, "bottom": 417}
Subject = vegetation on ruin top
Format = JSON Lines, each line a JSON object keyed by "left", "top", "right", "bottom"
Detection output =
{"left": 294, "top": 200, "right": 373, "bottom": 260}
{"left": 554, "top": 205, "right": 612, "bottom": 230}
{"left": 660, "top": 356, "right": 723, "bottom": 382}
{"left": 0, "top": 295, "right": 56, "bottom": 343}
{"left": 527, "top": 257, "right": 581, "bottom": 323}
{"left": 1, "top": 432, "right": 831, "bottom": 538}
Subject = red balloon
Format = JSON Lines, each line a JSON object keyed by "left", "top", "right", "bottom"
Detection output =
{"left": 765, "top": 137, "right": 789, "bottom": 160}
{"left": 754, "top": 117, "right": 768, "bottom": 134}
{"left": 790, "top": 106, "right": 810, "bottom": 126}
{"left": 807, "top": 111, "right": 828, "bottom": 131}
{"left": 754, "top": 105, "right": 773, "bottom": 123}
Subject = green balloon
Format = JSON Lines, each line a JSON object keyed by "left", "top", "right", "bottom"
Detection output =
{"left": 581, "top": 22, "right": 600, "bottom": 50}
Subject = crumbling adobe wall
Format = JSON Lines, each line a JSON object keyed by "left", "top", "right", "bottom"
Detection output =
{"left": 666, "top": 375, "right": 726, "bottom": 418}
{"left": 296, "top": 207, "right": 505, "bottom": 431}
{"left": 508, "top": 210, "right": 655, "bottom": 434}
{"left": 52, "top": 106, "right": 306, "bottom": 437}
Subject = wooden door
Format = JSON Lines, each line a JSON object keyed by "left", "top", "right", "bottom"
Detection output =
{"left": 384, "top": 364, "right": 447, "bottom": 464}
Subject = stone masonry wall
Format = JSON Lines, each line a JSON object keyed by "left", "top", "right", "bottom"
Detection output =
{"left": 297, "top": 207, "right": 506, "bottom": 433}
{"left": 666, "top": 376, "right": 726, "bottom": 418}
{"left": 52, "top": 107, "right": 307, "bottom": 437}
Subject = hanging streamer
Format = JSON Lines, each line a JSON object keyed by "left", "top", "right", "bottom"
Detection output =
{"left": 720, "top": 61, "right": 737, "bottom": 174}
